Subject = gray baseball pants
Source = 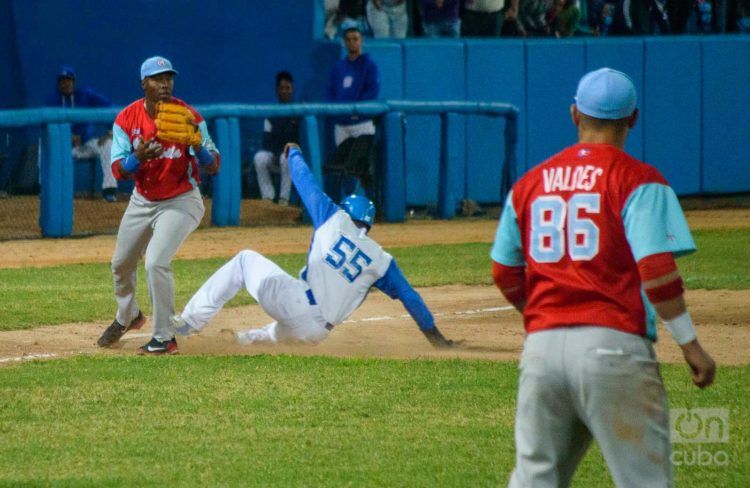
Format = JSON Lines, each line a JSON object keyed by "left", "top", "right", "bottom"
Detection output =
{"left": 509, "top": 327, "right": 672, "bottom": 488}
{"left": 111, "top": 188, "right": 204, "bottom": 342}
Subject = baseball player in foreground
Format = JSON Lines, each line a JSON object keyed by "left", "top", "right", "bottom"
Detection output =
{"left": 97, "top": 56, "right": 220, "bottom": 355}
{"left": 171, "top": 143, "right": 454, "bottom": 349}
{"left": 492, "top": 68, "right": 716, "bottom": 487}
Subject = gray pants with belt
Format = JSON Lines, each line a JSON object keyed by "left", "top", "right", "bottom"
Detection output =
{"left": 111, "top": 188, "right": 204, "bottom": 342}
{"left": 509, "top": 327, "right": 672, "bottom": 488}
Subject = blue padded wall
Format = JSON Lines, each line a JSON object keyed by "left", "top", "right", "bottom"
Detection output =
{"left": 465, "top": 40, "right": 525, "bottom": 203}
{"left": 644, "top": 38, "right": 701, "bottom": 195}
{"left": 525, "top": 40, "right": 586, "bottom": 172}
{"left": 366, "top": 42, "right": 404, "bottom": 100}
{"left": 585, "top": 39, "right": 644, "bottom": 160}
{"left": 403, "top": 41, "right": 466, "bottom": 206}
{"left": 12, "top": 1, "right": 328, "bottom": 106}
{"left": 701, "top": 37, "right": 750, "bottom": 193}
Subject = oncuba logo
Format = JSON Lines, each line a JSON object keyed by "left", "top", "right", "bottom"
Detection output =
{"left": 670, "top": 408, "right": 730, "bottom": 467}
{"left": 670, "top": 408, "right": 729, "bottom": 443}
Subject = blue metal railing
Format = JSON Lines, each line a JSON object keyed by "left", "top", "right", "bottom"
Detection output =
{"left": 0, "top": 101, "right": 518, "bottom": 237}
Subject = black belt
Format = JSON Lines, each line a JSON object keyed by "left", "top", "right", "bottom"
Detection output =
{"left": 306, "top": 289, "right": 334, "bottom": 331}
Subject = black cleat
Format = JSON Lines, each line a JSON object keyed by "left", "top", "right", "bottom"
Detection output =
{"left": 97, "top": 311, "right": 145, "bottom": 348}
{"left": 137, "top": 337, "right": 178, "bottom": 355}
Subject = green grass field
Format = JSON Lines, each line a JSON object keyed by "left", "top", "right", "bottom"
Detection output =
{"left": 0, "top": 357, "right": 747, "bottom": 486}
{"left": 0, "top": 227, "right": 748, "bottom": 486}
{"left": 0, "top": 229, "right": 748, "bottom": 331}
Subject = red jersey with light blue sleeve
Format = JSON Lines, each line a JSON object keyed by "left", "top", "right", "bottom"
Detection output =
{"left": 110, "top": 97, "right": 220, "bottom": 201}
{"left": 491, "top": 143, "right": 695, "bottom": 340}
{"left": 288, "top": 147, "right": 435, "bottom": 331}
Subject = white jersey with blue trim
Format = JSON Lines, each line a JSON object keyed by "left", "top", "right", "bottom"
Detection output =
{"left": 288, "top": 146, "right": 436, "bottom": 332}
{"left": 306, "top": 210, "right": 393, "bottom": 325}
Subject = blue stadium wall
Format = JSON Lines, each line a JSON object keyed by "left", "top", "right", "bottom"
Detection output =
{"left": 1, "top": 0, "right": 749, "bottom": 205}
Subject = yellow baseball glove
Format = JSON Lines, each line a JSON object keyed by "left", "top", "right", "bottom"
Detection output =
{"left": 155, "top": 102, "right": 202, "bottom": 146}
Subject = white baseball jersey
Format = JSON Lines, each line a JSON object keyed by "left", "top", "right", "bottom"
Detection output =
{"left": 179, "top": 148, "right": 436, "bottom": 345}
{"left": 287, "top": 146, "right": 434, "bottom": 331}
{"left": 304, "top": 210, "right": 393, "bottom": 325}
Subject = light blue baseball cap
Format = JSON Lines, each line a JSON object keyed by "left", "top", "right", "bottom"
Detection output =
{"left": 340, "top": 18, "right": 362, "bottom": 33}
{"left": 140, "top": 56, "right": 178, "bottom": 80}
{"left": 574, "top": 68, "right": 636, "bottom": 120}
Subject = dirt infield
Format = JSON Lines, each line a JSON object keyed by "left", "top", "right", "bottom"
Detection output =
{"left": 1, "top": 286, "right": 748, "bottom": 366}
{"left": 2, "top": 207, "right": 749, "bottom": 269}
{"left": 1, "top": 208, "right": 748, "bottom": 366}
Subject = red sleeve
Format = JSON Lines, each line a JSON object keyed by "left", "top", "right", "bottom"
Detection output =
{"left": 111, "top": 160, "right": 125, "bottom": 180}
{"left": 492, "top": 260, "right": 526, "bottom": 306}
{"left": 637, "top": 252, "right": 677, "bottom": 282}
{"left": 638, "top": 252, "right": 684, "bottom": 303}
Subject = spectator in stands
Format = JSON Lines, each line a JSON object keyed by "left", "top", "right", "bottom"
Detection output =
{"left": 736, "top": 0, "right": 750, "bottom": 32}
{"left": 417, "top": 0, "right": 462, "bottom": 37}
{"left": 519, "top": 0, "right": 553, "bottom": 36}
{"left": 367, "top": 0, "right": 409, "bottom": 38}
{"left": 632, "top": 0, "right": 670, "bottom": 34}
{"left": 547, "top": 0, "right": 581, "bottom": 36}
{"left": 462, "top": 0, "right": 520, "bottom": 37}
{"left": 694, "top": 0, "right": 718, "bottom": 33}
{"left": 591, "top": 1, "right": 617, "bottom": 35}
{"left": 45, "top": 66, "right": 117, "bottom": 202}
{"left": 325, "top": 21, "right": 381, "bottom": 200}
{"left": 253, "top": 71, "right": 300, "bottom": 207}
{"left": 325, "top": 0, "right": 369, "bottom": 39}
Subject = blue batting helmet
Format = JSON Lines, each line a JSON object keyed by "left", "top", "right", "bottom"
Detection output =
{"left": 341, "top": 194, "right": 375, "bottom": 228}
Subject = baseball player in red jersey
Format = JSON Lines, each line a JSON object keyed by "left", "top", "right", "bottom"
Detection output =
{"left": 96, "top": 56, "right": 220, "bottom": 355}
{"left": 492, "top": 68, "right": 715, "bottom": 487}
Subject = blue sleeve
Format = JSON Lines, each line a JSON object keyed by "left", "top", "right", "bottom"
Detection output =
{"left": 622, "top": 183, "right": 696, "bottom": 261}
{"left": 374, "top": 260, "right": 435, "bottom": 331}
{"left": 490, "top": 191, "right": 526, "bottom": 266}
{"left": 287, "top": 148, "right": 339, "bottom": 228}
{"left": 111, "top": 123, "right": 132, "bottom": 163}
{"left": 361, "top": 59, "right": 380, "bottom": 101}
{"left": 197, "top": 120, "right": 219, "bottom": 154}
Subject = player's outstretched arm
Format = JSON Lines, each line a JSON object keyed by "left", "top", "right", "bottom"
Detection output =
{"left": 373, "top": 260, "right": 455, "bottom": 349}
{"left": 284, "top": 143, "right": 338, "bottom": 228}
{"left": 639, "top": 252, "right": 716, "bottom": 388}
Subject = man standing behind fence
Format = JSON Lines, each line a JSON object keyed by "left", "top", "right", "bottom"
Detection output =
{"left": 325, "top": 20, "right": 380, "bottom": 201}
{"left": 96, "top": 56, "right": 220, "bottom": 355}
{"left": 46, "top": 66, "right": 117, "bottom": 202}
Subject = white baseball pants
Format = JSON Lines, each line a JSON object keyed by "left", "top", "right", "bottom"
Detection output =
{"left": 111, "top": 188, "right": 204, "bottom": 342}
{"left": 181, "top": 250, "right": 331, "bottom": 344}
{"left": 334, "top": 120, "right": 375, "bottom": 146}
{"left": 509, "top": 327, "right": 672, "bottom": 488}
{"left": 253, "top": 150, "right": 291, "bottom": 202}
{"left": 72, "top": 136, "right": 117, "bottom": 190}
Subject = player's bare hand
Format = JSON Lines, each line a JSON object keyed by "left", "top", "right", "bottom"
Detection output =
{"left": 284, "top": 142, "right": 300, "bottom": 159}
{"left": 680, "top": 340, "right": 716, "bottom": 389}
{"left": 134, "top": 137, "right": 162, "bottom": 161}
